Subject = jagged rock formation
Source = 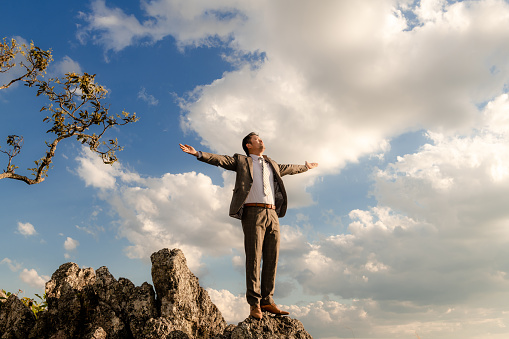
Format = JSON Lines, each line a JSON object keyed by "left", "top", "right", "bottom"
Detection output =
{"left": 225, "top": 315, "right": 312, "bottom": 339}
{"left": 0, "top": 293, "right": 36, "bottom": 338}
{"left": 143, "top": 248, "right": 226, "bottom": 338}
{"left": 0, "top": 248, "right": 313, "bottom": 339}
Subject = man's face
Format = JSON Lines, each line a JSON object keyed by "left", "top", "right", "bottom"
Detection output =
{"left": 247, "top": 135, "right": 265, "bottom": 153}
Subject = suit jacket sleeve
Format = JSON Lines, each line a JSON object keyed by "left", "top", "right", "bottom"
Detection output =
{"left": 197, "top": 152, "right": 251, "bottom": 219}
{"left": 278, "top": 163, "right": 308, "bottom": 176}
{"left": 197, "top": 151, "right": 238, "bottom": 171}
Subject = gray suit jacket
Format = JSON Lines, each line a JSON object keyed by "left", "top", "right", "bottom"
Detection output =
{"left": 198, "top": 152, "right": 308, "bottom": 219}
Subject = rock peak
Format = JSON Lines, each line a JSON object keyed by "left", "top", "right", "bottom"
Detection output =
{"left": 0, "top": 248, "right": 313, "bottom": 338}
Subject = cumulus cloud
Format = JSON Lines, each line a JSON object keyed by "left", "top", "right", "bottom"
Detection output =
{"left": 17, "top": 222, "right": 37, "bottom": 236}
{"left": 275, "top": 93, "right": 509, "bottom": 336}
{"left": 207, "top": 288, "right": 249, "bottom": 324}
{"left": 51, "top": 56, "right": 83, "bottom": 76}
{"left": 64, "top": 237, "right": 80, "bottom": 251}
{"left": 78, "top": 1, "right": 509, "bottom": 337}
{"left": 78, "top": 0, "right": 244, "bottom": 53}
{"left": 76, "top": 148, "right": 243, "bottom": 271}
{"left": 2, "top": 259, "right": 49, "bottom": 291}
{"left": 19, "top": 268, "right": 50, "bottom": 289}
{"left": 76, "top": 147, "right": 141, "bottom": 190}
{"left": 81, "top": 0, "right": 509, "bottom": 171}
{"left": 284, "top": 299, "right": 509, "bottom": 339}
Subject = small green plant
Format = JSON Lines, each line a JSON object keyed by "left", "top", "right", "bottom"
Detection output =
{"left": 0, "top": 289, "right": 47, "bottom": 318}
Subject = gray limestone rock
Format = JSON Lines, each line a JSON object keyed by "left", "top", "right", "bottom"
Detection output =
{"left": 92, "top": 266, "right": 158, "bottom": 338}
{"left": 30, "top": 263, "right": 158, "bottom": 339}
{"left": 228, "top": 314, "right": 313, "bottom": 339}
{"left": 29, "top": 262, "right": 92, "bottom": 338}
{"left": 0, "top": 294, "right": 36, "bottom": 339}
{"left": 149, "top": 248, "right": 227, "bottom": 338}
{"left": 0, "top": 248, "right": 313, "bottom": 339}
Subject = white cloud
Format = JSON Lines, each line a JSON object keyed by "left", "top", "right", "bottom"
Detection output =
{"left": 284, "top": 299, "right": 509, "bottom": 339}
{"left": 78, "top": 0, "right": 244, "bottom": 53}
{"left": 76, "top": 148, "right": 243, "bottom": 271}
{"left": 19, "top": 268, "right": 50, "bottom": 289}
{"left": 82, "top": 0, "right": 509, "bottom": 176}
{"left": 76, "top": 146, "right": 141, "bottom": 190}
{"left": 76, "top": 224, "right": 105, "bottom": 238}
{"left": 17, "top": 222, "right": 37, "bottom": 236}
{"left": 231, "top": 255, "right": 243, "bottom": 268}
{"left": 76, "top": 150, "right": 118, "bottom": 189}
{"left": 1, "top": 258, "right": 22, "bottom": 272}
{"left": 78, "top": 1, "right": 509, "bottom": 337}
{"left": 273, "top": 94, "right": 509, "bottom": 337}
{"left": 138, "top": 87, "right": 159, "bottom": 106}
{"left": 207, "top": 288, "right": 249, "bottom": 324}
{"left": 64, "top": 237, "right": 80, "bottom": 251}
{"left": 51, "top": 56, "right": 83, "bottom": 76}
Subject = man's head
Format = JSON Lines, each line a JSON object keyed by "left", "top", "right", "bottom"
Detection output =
{"left": 242, "top": 132, "right": 265, "bottom": 156}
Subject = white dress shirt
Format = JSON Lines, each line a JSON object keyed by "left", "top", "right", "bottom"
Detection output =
{"left": 244, "top": 154, "right": 275, "bottom": 205}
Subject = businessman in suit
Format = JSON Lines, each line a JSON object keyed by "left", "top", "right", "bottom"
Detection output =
{"left": 180, "top": 132, "right": 318, "bottom": 319}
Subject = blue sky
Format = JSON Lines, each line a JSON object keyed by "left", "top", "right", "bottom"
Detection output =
{"left": 2, "top": 0, "right": 509, "bottom": 338}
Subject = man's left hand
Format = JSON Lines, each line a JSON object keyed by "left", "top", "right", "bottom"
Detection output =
{"left": 305, "top": 161, "right": 318, "bottom": 169}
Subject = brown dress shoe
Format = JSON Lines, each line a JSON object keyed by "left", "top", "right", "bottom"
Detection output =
{"left": 261, "top": 303, "right": 290, "bottom": 315}
{"left": 250, "top": 304, "right": 263, "bottom": 319}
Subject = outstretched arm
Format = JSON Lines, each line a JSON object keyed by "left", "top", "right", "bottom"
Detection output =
{"left": 278, "top": 161, "right": 318, "bottom": 176}
{"left": 179, "top": 144, "right": 238, "bottom": 171}
{"left": 305, "top": 161, "right": 318, "bottom": 169}
{"left": 179, "top": 144, "right": 198, "bottom": 157}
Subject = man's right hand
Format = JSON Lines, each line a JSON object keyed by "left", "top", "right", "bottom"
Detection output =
{"left": 179, "top": 144, "right": 198, "bottom": 156}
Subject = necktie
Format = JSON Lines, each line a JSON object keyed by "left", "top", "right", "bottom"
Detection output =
{"left": 261, "top": 158, "right": 270, "bottom": 196}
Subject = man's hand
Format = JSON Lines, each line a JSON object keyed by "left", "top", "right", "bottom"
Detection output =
{"left": 179, "top": 144, "right": 198, "bottom": 156}
{"left": 305, "top": 161, "right": 318, "bottom": 169}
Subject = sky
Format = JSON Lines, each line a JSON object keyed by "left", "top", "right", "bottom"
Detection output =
{"left": 1, "top": 0, "right": 509, "bottom": 338}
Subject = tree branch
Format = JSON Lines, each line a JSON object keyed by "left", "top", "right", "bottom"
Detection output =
{"left": 1, "top": 38, "right": 138, "bottom": 185}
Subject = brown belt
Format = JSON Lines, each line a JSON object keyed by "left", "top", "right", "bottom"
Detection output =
{"left": 244, "top": 203, "right": 276, "bottom": 209}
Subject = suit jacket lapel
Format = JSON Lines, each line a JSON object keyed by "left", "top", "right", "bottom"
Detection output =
{"left": 247, "top": 155, "right": 253, "bottom": 180}
{"left": 263, "top": 155, "right": 279, "bottom": 178}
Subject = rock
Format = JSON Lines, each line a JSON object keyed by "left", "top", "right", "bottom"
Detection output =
{"left": 0, "top": 248, "right": 313, "bottom": 338}
{"left": 30, "top": 263, "right": 158, "bottom": 339}
{"left": 88, "top": 326, "right": 107, "bottom": 339}
{"left": 0, "top": 294, "right": 36, "bottom": 339}
{"left": 92, "top": 266, "right": 158, "bottom": 338}
{"left": 0, "top": 290, "right": 7, "bottom": 303}
{"left": 28, "top": 262, "right": 97, "bottom": 338}
{"left": 45, "top": 262, "right": 96, "bottom": 303}
{"left": 149, "top": 248, "right": 227, "bottom": 338}
{"left": 228, "top": 314, "right": 313, "bottom": 339}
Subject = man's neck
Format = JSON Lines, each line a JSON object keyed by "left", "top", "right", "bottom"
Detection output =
{"left": 249, "top": 151, "right": 264, "bottom": 157}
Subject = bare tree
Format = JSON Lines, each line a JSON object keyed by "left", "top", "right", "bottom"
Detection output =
{"left": 0, "top": 37, "right": 138, "bottom": 185}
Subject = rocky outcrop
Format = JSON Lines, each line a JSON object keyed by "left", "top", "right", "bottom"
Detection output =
{"left": 145, "top": 248, "right": 226, "bottom": 338}
{"left": 0, "top": 248, "right": 313, "bottom": 339}
{"left": 225, "top": 314, "right": 313, "bottom": 339}
{"left": 28, "top": 262, "right": 158, "bottom": 339}
{"left": 0, "top": 294, "right": 36, "bottom": 338}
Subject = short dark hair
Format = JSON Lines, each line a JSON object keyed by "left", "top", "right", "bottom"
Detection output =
{"left": 242, "top": 132, "right": 258, "bottom": 156}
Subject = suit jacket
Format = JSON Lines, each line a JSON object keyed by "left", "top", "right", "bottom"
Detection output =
{"left": 198, "top": 152, "right": 308, "bottom": 219}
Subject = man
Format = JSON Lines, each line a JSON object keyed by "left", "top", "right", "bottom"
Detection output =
{"left": 179, "top": 132, "right": 318, "bottom": 319}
